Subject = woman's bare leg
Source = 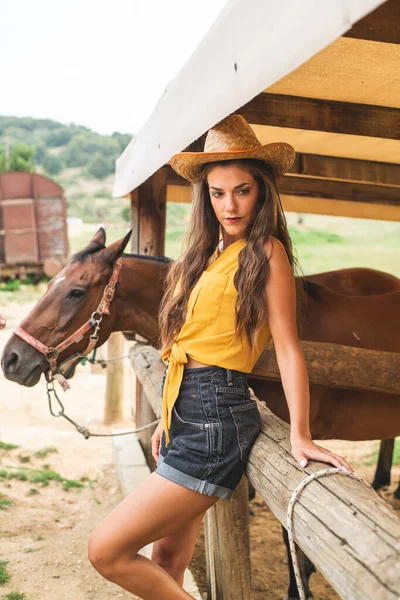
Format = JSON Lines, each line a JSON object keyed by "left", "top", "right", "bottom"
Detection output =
{"left": 151, "top": 510, "right": 206, "bottom": 587}
{"left": 88, "top": 471, "right": 219, "bottom": 599}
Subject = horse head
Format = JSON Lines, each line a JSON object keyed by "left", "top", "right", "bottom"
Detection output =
{"left": 1, "top": 227, "right": 132, "bottom": 387}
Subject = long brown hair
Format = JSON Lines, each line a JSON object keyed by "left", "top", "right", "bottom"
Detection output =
{"left": 158, "top": 158, "right": 306, "bottom": 356}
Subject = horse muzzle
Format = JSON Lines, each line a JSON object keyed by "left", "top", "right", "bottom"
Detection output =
{"left": 1, "top": 335, "right": 48, "bottom": 387}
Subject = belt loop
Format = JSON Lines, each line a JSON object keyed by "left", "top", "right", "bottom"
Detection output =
{"left": 226, "top": 368, "right": 233, "bottom": 386}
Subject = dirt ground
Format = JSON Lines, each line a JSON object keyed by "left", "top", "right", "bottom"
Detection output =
{"left": 0, "top": 297, "right": 399, "bottom": 600}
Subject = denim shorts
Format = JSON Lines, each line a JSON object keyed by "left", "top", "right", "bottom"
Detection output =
{"left": 155, "top": 364, "right": 262, "bottom": 500}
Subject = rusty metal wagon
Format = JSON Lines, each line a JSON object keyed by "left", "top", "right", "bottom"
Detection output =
{"left": 0, "top": 171, "right": 69, "bottom": 280}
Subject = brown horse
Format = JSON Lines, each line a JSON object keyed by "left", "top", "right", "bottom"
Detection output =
{"left": 2, "top": 228, "right": 399, "bottom": 600}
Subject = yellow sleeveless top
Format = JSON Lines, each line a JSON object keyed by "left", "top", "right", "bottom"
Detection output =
{"left": 161, "top": 236, "right": 285, "bottom": 446}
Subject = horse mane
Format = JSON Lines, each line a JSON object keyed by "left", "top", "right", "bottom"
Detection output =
{"left": 71, "top": 244, "right": 172, "bottom": 265}
{"left": 122, "top": 253, "right": 172, "bottom": 264}
{"left": 301, "top": 278, "right": 323, "bottom": 303}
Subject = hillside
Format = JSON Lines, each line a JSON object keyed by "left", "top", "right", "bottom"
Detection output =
{"left": 0, "top": 116, "right": 398, "bottom": 275}
{"left": 0, "top": 115, "right": 132, "bottom": 222}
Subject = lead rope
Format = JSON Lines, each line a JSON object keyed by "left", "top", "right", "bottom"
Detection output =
{"left": 48, "top": 361, "right": 374, "bottom": 600}
{"left": 246, "top": 387, "right": 375, "bottom": 600}
{"left": 44, "top": 335, "right": 161, "bottom": 437}
{"left": 287, "top": 468, "right": 374, "bottom": 600}
{"left": 46, "top": 379, "right": 160, "bottom": 439}
{"left": 80, "top": 350, "right": 130, "bottom": 367}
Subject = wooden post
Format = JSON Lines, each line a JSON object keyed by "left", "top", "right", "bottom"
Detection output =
{"left": 131, "top": 168, "right": 167, "bottom": 257}
{"left": 129, "top": 343, "right": 400, "bottom": 600}
{"left": 129, "top": 168, "right": 167, "bottom": 464}
{"left": 104, "top": 332, "right": 125, "bottom": 424}
{"left": 205, "top": 475, "right": 251, "bottom": 600}
{"left": 90, "top": 343, "right": 106, "bottom": 374}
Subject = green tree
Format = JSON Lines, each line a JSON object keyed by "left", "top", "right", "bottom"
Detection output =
{"left": 0, "top": 147, "right": 7, "bottom": 173}
{"left": 87, "top": 155, "right": 114, "bottom": 179}
{"left": 46, "top": 128, "right": 73, "bottom": 147}
{"left": 121, "top": 206, "right": 130, "bottom": 223}
{"left": 43, "top": 154, "right": 63, "bottom": 175}
{"left": 61, "top": 140, "right": 88, "bottom": 167}
{"left": 9, "top": 143, "right": 36, "bottom": 172}
{"left": 33, "top": 144, "right": 47, "bottom": 164}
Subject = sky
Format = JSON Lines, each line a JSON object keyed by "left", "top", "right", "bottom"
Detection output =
{"left": 1, "top": 0, "right": 227, "bottom": 135}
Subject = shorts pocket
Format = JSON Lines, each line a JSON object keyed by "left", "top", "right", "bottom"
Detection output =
{"left": 187, "top": 271, "right": 228, "bottom": 324}
{"left": 171, "top": 391, "right": 220, "bottom": 429}
{"left": 170, "top": 404, "right": 220, "bottom": 472}
{"left": 215, "top": 384, "right": 251, "bottom": 407}
{"left": 229, "top": 402, "right": 261, "bottom": 464}
{"left": 215, "top": 386, "right": 247, "bottom": 395}
{"left": 172, "top": 404, "right": 208, "bottom": 429}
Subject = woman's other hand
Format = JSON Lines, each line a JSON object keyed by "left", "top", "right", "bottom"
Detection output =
{"left": 0, "top": 314, "right": 6, "bottom": 330}
{"left": 291, "top": 433, "right": 354, "bottom": 472}
{"left": 151, "top": 420, "right": 164, "bottom": 463}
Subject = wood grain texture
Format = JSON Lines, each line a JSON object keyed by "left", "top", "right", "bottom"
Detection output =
{"left": 129, "top": 343, "right": 400, "bottom": 600}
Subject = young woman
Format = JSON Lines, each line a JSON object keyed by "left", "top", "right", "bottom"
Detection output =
{"left": 88, "top": 115, "right": 354, "bottom": 599}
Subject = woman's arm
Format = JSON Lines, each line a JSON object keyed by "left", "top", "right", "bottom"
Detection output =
{"left": 263, "top": 238, "right": 353, "bottom": 472}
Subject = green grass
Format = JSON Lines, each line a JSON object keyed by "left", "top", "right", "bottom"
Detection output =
{"left": 17, "top": 455, "right": 30, "bottom": 464}
{"left": 0, "top": 560, "right": 11, "bottom": 586}
{"left": 4, "top": 593, "right": 26, "bottom": 600}
{"left": 286, "top": 215, "right": 400, "bottom": 277}
{"left": 289, "top": 228, "right": 345, "bottom": 246}
{"left": 0, "top": 275, "right": 47, "bottom": 293}
{"left": 0, "top": 466, "right": 88, "bottom": 490}
{"left": 0, "top": 443, "right": 19, "bottom": 452}
{"left": 67, "top": 222, "right": 188, "bottom": 260}
{"left": 358, "top": 438, "right": 400, "bottom": 466}
{"left": 0, "top": 494, "right": 15, "bottom": 510}
{"left": 68, "top": 225, "right": 130, "bottom": 255}
{"left": 0, "top": 446, "right": 89, "bottom": 491}
{"left": 33, "top": 446, "right": 58, "bottom": 459}
{"left": 0, "top": 289, "right": 43, "bottom": 307}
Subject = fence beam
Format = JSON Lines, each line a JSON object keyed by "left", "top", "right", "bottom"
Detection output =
{"left": 129, "top": 342, "right": 400, "bottom": 600}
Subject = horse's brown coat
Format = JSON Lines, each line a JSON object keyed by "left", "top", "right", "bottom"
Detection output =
{"left": 2, "top": 230, "right": 399, "bottom": 444}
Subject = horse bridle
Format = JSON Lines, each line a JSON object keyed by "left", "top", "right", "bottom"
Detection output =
{"left": 12, "top": 258, "right": 122, "bottom": 392}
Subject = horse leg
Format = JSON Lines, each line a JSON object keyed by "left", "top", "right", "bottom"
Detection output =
{"left": 282, "top": 524, "right": 315, "bottom": 600}
{"left": 393, "top": 479, "right": 400, "bottom": 501}
{"left": 371, "top": 438, "right": 394, "bottom": 490}
{"left": 248, "top": 481, "right": 256, "bottom": 501}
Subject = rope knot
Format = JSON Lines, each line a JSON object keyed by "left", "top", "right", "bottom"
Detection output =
{"left": 76, "top": 425, "right": 90, "bottom": 439}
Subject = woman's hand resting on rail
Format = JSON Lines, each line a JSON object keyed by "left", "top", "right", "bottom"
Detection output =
{"left": 290, "top": 433, "right": 354, "bottom": 472}
{"left": 151, "top": 420, "right": 163, "bottom": 463}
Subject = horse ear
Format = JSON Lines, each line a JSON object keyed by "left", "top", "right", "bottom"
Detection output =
{"left": 93, "top": 227, "right": 106, "bottom": 246}
{"left": 71, "top": 227, "right": 107, "bottom": 262}
{"left": 80, "top": 227, "right": 106, "bottom": 253}
{"left": 102, "top": 229, "right": 132, "bottom": 264}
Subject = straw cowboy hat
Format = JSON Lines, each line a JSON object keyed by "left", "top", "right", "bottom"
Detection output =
{"left": 169, "top": 114, "right": 295, "bottom": 183}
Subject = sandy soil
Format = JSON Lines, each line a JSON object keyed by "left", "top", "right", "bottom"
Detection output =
{"left": 0, "top": 297, "right": 398, "bottom": 600}
{"left": 0, "top": 297, "right": 136, "bottom": 599}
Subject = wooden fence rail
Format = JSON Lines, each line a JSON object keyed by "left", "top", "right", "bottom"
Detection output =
{"left": 128, "top": 342, "right": 400, "bottom": 600}
{"left": 253, "top": 340, "right": 400, "bottom": 395}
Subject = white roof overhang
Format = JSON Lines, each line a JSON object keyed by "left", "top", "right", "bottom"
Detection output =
{"left": 112, "top": 0, "right": 386, "bottom": 198}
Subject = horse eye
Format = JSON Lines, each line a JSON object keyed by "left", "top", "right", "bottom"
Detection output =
{"left": 69, "top": 289, "right": 85, "bottom": 299}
